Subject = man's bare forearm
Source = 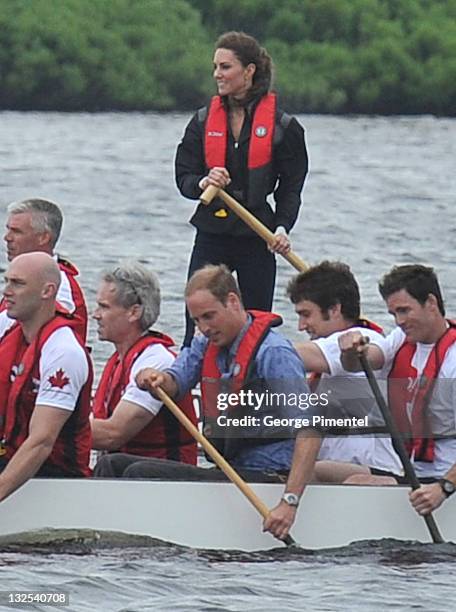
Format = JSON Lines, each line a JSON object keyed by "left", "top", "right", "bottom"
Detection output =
{"left": 0, "top": 438, "right": 54, "bottom": 502}
{"left": 91, "top": 418, "right": 120, "bottom": 450}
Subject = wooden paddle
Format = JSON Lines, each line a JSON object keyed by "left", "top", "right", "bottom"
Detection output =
{"left": 200, "top": 185, "right": 374, "bottom": 328}
{"left": 155, "top": 386, "right": 297, "bottom": 547}
{"left": 359, "top": 353, "right": 444, "bottom": 544}
{"left": 200, "top": 184, "right": 309, "bottom": 272}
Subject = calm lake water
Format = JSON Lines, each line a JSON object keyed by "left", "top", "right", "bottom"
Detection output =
{"left": 0, "top": 111, "right": 456, "bottom": 611}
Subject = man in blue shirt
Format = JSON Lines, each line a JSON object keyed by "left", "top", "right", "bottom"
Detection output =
{"left": 95, "top": 264, "right": 311, "bottom": 481}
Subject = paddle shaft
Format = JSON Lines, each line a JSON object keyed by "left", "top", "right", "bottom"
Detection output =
{"left": 359, "top": 353, "right": 444, "bottom": 544}
{"left": 200, "top": 185, "right": 309, "bottom": 272}
{"left": 155, "top": 386, "right": 296, "bottom": 547}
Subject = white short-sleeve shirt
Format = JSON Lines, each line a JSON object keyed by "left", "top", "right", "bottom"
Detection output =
{"left": 119, "top": 343, "right": 175, "bottom": 416}
{"left": 313, "top": 327, "right": 402, "bottom": 474}
{"left": 36, "top": 327, "right": 89, "bottom": 410}
{"left": 56, "top": 268, "right": 77, "bottom": 314}
{"left": 0, "top": 323, "right": 88, "bottom": 412}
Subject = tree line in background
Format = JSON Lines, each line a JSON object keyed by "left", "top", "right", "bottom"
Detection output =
{"left": 0, "top": 0, "right": 455, "bottom": 114}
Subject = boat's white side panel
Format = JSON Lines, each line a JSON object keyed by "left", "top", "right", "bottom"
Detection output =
{"left": 0, "top": 479, "right": 453, "bottom": 551}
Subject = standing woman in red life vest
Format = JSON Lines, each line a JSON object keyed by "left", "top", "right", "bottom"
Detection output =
{"left": 175, "top": 31, "right": 309, "bottom": 347}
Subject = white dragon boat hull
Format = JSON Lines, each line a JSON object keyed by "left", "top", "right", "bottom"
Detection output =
{"left": 0, "top": 479, "right": 454, "bottom": 551}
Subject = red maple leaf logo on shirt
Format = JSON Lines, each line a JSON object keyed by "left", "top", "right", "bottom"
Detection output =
{"left": 48, "top": 368, "right": 70, "bottom": 389}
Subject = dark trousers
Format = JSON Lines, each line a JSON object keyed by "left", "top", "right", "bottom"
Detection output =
{"left": 93, "top": 453, "right": 285, "bottom": 483}
{"left": 183, "top": 231, "right": 276, "bottom": 346}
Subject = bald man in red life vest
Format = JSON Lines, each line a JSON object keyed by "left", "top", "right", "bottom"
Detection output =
{"left": 91, "top": 263, "right": 197, "bottom": 477}
{"left": 0, "top": 252, "right": 92, "bottom": 502}
{"left": 2, "top": 198, "right": 88, "bottom": 341}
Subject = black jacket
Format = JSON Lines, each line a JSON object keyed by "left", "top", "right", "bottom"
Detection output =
{"left": 175, "top": 96, "right": 309, "bottom": 237}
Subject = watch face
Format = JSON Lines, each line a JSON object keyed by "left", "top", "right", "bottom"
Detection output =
{"left": 441, "top": 479, "right": 456, "bottom": 495}
{"left": 283, "top": 493, "right": 299, "bottom": 506}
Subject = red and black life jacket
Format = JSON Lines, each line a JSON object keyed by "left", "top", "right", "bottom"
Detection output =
{"left": 201, "top": 310, "right": 282, "bottom": 418}
{"left": 200, "top": 310, "right": 282, "bottom": 458}
{"left": 388, "top": 321, "right": 456, "bottom": 462}
{"left": 57, "top": 256, "right": 88, "bottom": 342}
{"left": 0, "top": 310, "right": 92, "bottom": 476}
{"left": 92, "top": 332, "right": 197, "bottom": 464}
{"left": 200, "top": 94, "right": 277, "bottom": 226}
{"left": 191, "top": 92, "right": 300, "bottom": 237}
{"left": 205, "top": 93, "right": 276, "bottom": 171}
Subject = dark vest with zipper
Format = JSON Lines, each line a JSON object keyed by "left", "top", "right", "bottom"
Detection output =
{"left": 191, "top": 93, "right": 291, "bottom": 235}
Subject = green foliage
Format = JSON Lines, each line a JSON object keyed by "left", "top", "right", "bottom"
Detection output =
{"left": 187, "top": 0, "right": 456, "bottom": 115}
{"left": 187, "top": 0, "right": 279, "bottom": 40}
{"left": 0, "top": 0, "right": 211, "bottom": 110}
{"left": 0, "top": 0, "right": 455, "bottom": 114}
{"left": 269, "top": 40, "right": 355, "bottom": 113}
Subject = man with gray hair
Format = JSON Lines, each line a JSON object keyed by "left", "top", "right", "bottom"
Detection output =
{"left": 2, "top": 198, "right": 88, "bottom": 340}
{"left": 91, "top": 262, "right": 197, "bottom": 474}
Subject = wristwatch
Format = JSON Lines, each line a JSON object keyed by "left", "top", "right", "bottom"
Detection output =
{"left": 281, "top": 492, "right": 300, "bottom": 507}
{"left": 439, "top": 478, "right": 456, "bottom": 497}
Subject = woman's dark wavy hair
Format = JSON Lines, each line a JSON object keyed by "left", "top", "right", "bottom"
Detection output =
{"left": 215, "top": 31, "right": 273, "bottom": 99}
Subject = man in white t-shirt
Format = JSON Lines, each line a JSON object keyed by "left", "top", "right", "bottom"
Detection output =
{"left": 2, "top": 198, "right": 88, "bottom": 340}
{"left": 0, "top": 252, "right": 92, "bottom": 503}
{"left": 91, "top": 262, "right": 197, "bottom": 475}
{"left": 338, "top": 264, "right": 456, "bottom": 518}
{"left": 263, "top": 261, "right": 401, "bottom": 541}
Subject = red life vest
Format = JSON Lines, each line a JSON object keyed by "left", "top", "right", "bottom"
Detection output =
{"left": 388, "top": 321, "right": 456, "bottom": 462}
{"left": 309, "top": 318, "right": 384, "bottom": 392}
{"left": 204, "top": 93, "right": 276, "bottom": 171}
{"left": 0, "top": 310, "right": 92, "bottom": 476}
{"left": 92, "top": 332, "right": 197, "bottom": 464}
{"left": 57, "top": 257, "right": 88, "bottom": 342}
{"left": 357, "top": 318, "right": 384, "bottom": 335}
{"left": 201, "top": 310, "right": 282, "bottom": 418}
{"left": 0, "top": 257, "right": 88, "bottom": 343}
